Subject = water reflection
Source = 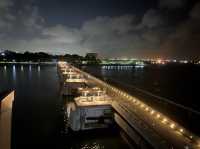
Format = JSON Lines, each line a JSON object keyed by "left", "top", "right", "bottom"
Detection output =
{"left": 21, "top": 65, "right": 24, "bottom": 71}
{"left": 37, "top": 65, "right": 41, "bottom": 77}
{"left": 0, "top": 65, "right": 131, "bottom": 149}
{"left": 4, "top": 65, "right": 7, "bottom": 70}
{"left": 29, "top": 65, "right": 32, "bottom": 72}
{"left": 28, "top": 65, "right": 32, "bottom": 79}
{"left": 38, "top": 65, "right": 40, "bottom": 72}
{"left": 135, "top": 65, "right": 144, "bottom": 68}
{"left": 102, "top": 65, "right": 136, "bottom": 70}
{"left": 3, "top": 65, "right": 7, "bottom": 77}
{"left": 81, "top": 142, "right": 103, "bottom": 149}
{"left": 12, "top": 65, "right": 16, "bottom": 82}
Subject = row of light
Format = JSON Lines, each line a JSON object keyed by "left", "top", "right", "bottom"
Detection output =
{"left": 58, "top": 62, "right": 200, "bottom": 147}
{"left": 80, "top": 69, "right": 198, "bottom": 145}
{"left": 108, "top": 85, "right": 196, "bottom": 139}
{"left": 116, "top": 88, "right": 200, "bottom": 147}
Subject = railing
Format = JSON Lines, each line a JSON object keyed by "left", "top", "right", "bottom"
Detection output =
{"left": 58, "top": 62, "right": 200, "bottom": 148}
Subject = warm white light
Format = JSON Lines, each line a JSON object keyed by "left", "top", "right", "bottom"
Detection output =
{"left": 140, "top": 104, "right": 145, "bottom": 108}
{"left": 197, "top": 141, "right": 200, "bottom": 147}
{"left": 179, "top": 128, "right": 184, "bottom": 133}
{"left": 170, "top": 123, "right": 175, "bottom": 129}
{"left": 145, "top": 107, "right": 149, "bottom": 111}
{"left": 162, "top": 118, "right": 167, "bottom": 123}
{"left": 156, "top": 114, "right": 160, "bottom": 118}
{"left": 150, "top": 110, "right": 155, "bottom": 115}
{"left": 135, "top": 101, "right": 139, "bottom": 105}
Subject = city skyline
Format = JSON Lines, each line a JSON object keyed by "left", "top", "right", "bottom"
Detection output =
{"left": 0, "top": 0, "right": 200, "bottom": 59}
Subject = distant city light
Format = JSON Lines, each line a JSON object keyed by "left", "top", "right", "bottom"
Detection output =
{"left": 180, "top": 60, "right": 188, "bottom": 64}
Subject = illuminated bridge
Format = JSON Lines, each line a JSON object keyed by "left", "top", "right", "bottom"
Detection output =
{"left": 58, "top": 62, "right": 200, "bottom": 149}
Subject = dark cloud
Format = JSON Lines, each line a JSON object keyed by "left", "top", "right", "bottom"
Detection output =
{"left": 190, "top": 2, "right": 200, "bottom": 19}
{"left": 158, "top": 0, "right": 186, "bottom": 9}
{"left": 0, "top": 0, "right": 199, "bottom": 59}
{"left": 160, "top": 2, "right": 200, "bottom": 58}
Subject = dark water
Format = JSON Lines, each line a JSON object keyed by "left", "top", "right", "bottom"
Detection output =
{"left": 0, "top": 64, "right": 129, "bottom": 149}
{"left": 82, "top": 64, "right": 200, "bottom": 135}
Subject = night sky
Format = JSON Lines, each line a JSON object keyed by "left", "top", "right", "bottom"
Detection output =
{"left": 0, "top": 0, "right": 200, "bottom": 59}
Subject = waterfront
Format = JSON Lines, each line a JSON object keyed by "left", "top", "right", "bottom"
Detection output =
{"left": 0, "top": 64, "right": 129, "bottom": 149}
{"left": 82, "top": 64, "right": 200, "bottom": 135}
{"left": 1, "top": 63, "right": 200, "bottom": 148}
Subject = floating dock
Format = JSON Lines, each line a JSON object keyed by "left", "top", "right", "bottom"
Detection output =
{"left": 67, "top": 87, "right": 113, "bottom": 131}
{"left": 58, "top": 61, "right": 200, "bottom": 149}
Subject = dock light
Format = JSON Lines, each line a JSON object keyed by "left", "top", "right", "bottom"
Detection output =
{"left": 156, "top": 114, "right": 160, "bottom": 118}
{"left": 162, "top": 118, "right": 168, "bottom": 123}
{"left": 145, "top": 107, "right": 149, "bottom": 111}
{"left": 170, "top": 123, "right": 175, "bottom": 129}
{"left": 150, "top": 110, "right": 155, "bottom": 115}
{"left": 197, "top": 141, "right": 200, "bottom": 147}
{"left": 140, "top": 104, "right": 144, "bottom": 108}
{"left": 179, "top": 128, "right": 184, "bottom": 133}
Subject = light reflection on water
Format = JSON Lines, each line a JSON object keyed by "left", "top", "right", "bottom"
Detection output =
{"left": 12, "top": 65, "right": 16, "bottom": 82}
{"left": 28, "top": 65, "right": 32, "bottom": 79}
{"left": 38, "top": 65, "right": 40, "bottom": 72}
{"left": 21, "top": 65, "right": 23, "bottom": 71}
{"left": 0, "top": 65, "right": 130, "bottom": 149}
{"left": 101, "top": 65, "right": 143, "bottom": 70}
{"left": 81, "top": 142, "right": 104, "bottom": 149}
{"left": 29, "top": 64, "right": 32, "bottom": 71}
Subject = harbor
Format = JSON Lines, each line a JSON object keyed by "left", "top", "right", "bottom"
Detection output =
{"left": 0, "top": 62, "right": 200, "bottom": 149}
{"left": 58, "top": 61, "right": 200, "bottom": 149}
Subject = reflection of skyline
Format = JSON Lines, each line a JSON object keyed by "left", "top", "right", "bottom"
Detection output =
{"left": 3, "top": 65, "right": 7, "bottom": 79}
{"left": 21, "top": 65, "right": 23, "bottom": 71}
{"left": 37, "top": 66, "right": 41, "bottom": 78}
{"left": 29, "top": 65, "right": 32, "bottom": 72}
{"left": 38, "top": 66, "right": 40, "bottom": 72}
{"left": 12, "top": 65, "right": 16, "bottom": 83}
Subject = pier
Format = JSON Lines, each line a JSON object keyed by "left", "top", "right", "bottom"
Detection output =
{"left": 0, "top": 91, "right": 15, "bottom": 149}
{"left": 58, "top": 61, "right": 200, "bottom": 149}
